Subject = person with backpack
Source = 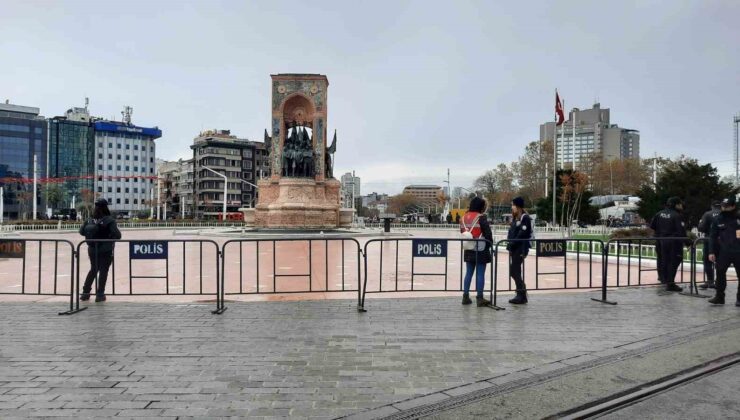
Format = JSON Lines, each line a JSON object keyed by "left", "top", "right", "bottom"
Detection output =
{"left": 79, "top": 199, "right": 122, "bottom": 302}
{"left": 459, "top": 196, "right": 493, "bottom": 307}
{"left": 507, "top": 197, "right": 532, "bottom": 304}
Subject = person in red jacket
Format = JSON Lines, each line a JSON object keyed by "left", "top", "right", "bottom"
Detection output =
{"left": 460, "top": 196, "right": 493, "bottom": 307}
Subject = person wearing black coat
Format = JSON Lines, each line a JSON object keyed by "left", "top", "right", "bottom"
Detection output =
{"left": 650, "top": 197, "right": 686, "bottom": 292}
{"left": 507, "top": 197, "right": 532, "bottom": 304}
{"left": 79, "top": 199, "right": 122, "bottom": 302}
{"left": 707, "top": 196, "right": 740, "bottom": 306}
{"left": 697, "top": 200, "right": 721, "bottom": 289}
{"left": 459, "top": 196, "right": 493, "bottom": 307}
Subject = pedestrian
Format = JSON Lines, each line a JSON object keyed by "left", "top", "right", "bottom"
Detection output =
{"left": 455, "top": 213, "right": 461, "bottom": 224}
{"left": 79, "top": 199, "right": 122, "bottom": 302}
{"left": 460, "top": 196, "right": 492, "bottom": 307}
{"left": 707, "top": 196, "right": 740, "bottom": 306}
{"left": 507, "top": 196, "right": 532, "bottom": 304}
{"left": 649, "top": 197, "right": 685, "bottom": 292}
{"left": 698, "top": 200, "right": 721, "bottom": 289}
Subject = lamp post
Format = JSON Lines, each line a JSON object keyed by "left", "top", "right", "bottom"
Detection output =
{"left": 203, "top": 166, "right": 227, "bottom": 221}
{"left": 239, "top": 179, "right": 259, "bottom": 208}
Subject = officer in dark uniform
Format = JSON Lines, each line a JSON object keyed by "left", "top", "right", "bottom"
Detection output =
{"left": 506, "top": 196, "right": 532, "bottom": 304}
{"left": 698, "top": 200, "right": 721, "bottom": 289}
{"left": 649, "top": 197, "right": 685, "bottom": 292}
{"left": 707, "top": 196, "right": 740, "bottom": 306}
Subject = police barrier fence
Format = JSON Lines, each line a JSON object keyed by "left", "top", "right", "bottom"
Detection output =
{"left": 0, "top": 238, "right": 80, "bottom": 315}
{"left": 219, "top": 238, "right": 363, "bottom": 313}
{"left": 361, "top": 238, "right": 505, "bottom": 311}
{"left": 73, "top": 239, "right": 222, "bottom": 314}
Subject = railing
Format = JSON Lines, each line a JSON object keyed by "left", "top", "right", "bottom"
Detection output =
{"left": 219, "top": 238, "right": 363, "bottom": 312}
{"left": 0, "top": 221, "right": 236, "bottom": 232}
{"left": 2, "top": 235, "right": 735, "bottom": 315}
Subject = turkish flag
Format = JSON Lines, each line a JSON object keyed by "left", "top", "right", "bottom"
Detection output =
{"left": 555, "top": 91, "right": 565, "bottom": 126}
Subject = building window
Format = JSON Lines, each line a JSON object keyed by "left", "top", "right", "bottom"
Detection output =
{"left": 116, "top": 187, "right": 121, "bottom": 193}
{"left": 134, "top": 156, "right": 138, "bottom": 161}
{"left": 117, "top": 154, "right": 121, "bottom": 160}
{"left": 125, "top": 198, "right": 129, "bottom": 204}
{"left": 134, "top": 199, "right": 138, "bottom": 204}
{"left": 98, "top": 164, "right": 103, "bottom": 170}
{"left": 108, "top": 143, "right": 112, "bottom": 148}
{"left": 108, "top": 187, "right": 112, "bottom": 193}
{"left": 150, "top": 157, "right": 154, "bottom": 163}
{"left": 117, "top": 144, "right": 121, "bottom": 149}
{"left": 126, "top": 144, "right": 130, "bottom": 150}
{"left": 97, "top": 153, "right": 102, "bottom": 159}
{"left": 116, "top": 198, "right": 121, "bottom": 204}
{"left": 98, "top": 142, "right": 103, "bottom": 148}
{"left": 97, "top": 187, "right": 102, "bottom": 193}
{"left": 150, "top": 168, "right": 154, "bottom": 174}
{"left": 108, "top": 153, "right": 112, "bottom": 159}
{"left": 134, "top": 188, "right": 138, "bottom": 193}
{"left": 126, "top": 155, "right": 130, "bottom": 161}
{"left": 125, "top": 188, "right": 129, "bottom": 193}
{"left": 134, "top": 166, "right": 138, "bottom": 172}
{"left": 117, "top": 165, "right": 121, "bottom": 171}
{"left": 126, "top": 166, "right": 130, "bottom": 171}
{"left": 134, "top": 145, "right": 138, "bottom": 151}
{"left": 108, "top": 165, "right": 112, "bottom": 170}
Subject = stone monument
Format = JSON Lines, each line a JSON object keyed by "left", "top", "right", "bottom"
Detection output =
{"left": 241, "top": 74, "right": 352, "bottom": 228}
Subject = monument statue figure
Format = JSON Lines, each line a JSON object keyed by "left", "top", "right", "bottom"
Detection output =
{"left": 325, "top": 130, "right": 336, "bottom": 178}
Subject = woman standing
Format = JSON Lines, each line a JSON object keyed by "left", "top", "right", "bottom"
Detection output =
{"left": 460, "top": 196, "right": 493, "bottom": 307}
{"left": 79, "top": 199, "right": 121, "bottom": 302}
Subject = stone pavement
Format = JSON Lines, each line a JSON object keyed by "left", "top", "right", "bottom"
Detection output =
{"left": 0, "top": 288, "right": 739, "bottom": 419}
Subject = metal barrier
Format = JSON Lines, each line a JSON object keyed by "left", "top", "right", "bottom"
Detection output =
{"left": 0, "top": 238, "right": 81, "bottom": 315}
{"left": 360, "top": 238, "right": 505, "bottom": 311}
{"left": 490, "top": 238, "right": 613, "bottom": 305}
{"left": 73, "top": 239, "right": 222, "bottom": 314}
{"left": 219, "top": 238, "right": 363, "bottom": 312}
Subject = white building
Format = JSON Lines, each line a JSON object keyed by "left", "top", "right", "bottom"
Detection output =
{"left": 93, "top": 112, "right": 162, "bottom": 216}
{"left": 340, "top": 172, "right": 361, "bottom": 208}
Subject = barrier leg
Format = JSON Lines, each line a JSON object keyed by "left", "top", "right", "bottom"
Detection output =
{"left": 680, "top": 245, "right": 710, "bottom": 299}
{"left": 59, "top": 249, "right": 88, "bottom": 315}
{"left": 591, "top": 247, "right": 617, "bottom": 305}
{"left": 212, "top": 249, "right": 227, "bottom": 314}
{"left": 485, "top": 246, "right": 505, "bottom": 311}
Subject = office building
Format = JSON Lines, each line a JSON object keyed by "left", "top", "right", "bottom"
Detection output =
{"left": 48, "top": 106, "right": 95, "bottom": 212}
{"left": 340, "top": 172, "right": 361, "bottom": 208}
{"left": 402, "top": 184, "right": 443, "bottom": 205}
{"left": 0, "top": 101, "right": 47, "bottom": 219}
{"left": 93, "top": 108, "right": 162, "bottom": 216}
{"left": 539, "top": 103, "right": 640, "bottom": 169}
{"left": 191, "top": 129, "right": 263, "bottom": 218}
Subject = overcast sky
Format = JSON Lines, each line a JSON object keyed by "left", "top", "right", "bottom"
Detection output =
{"left": 2, "top": 0, "right": 738, "bottom": 194}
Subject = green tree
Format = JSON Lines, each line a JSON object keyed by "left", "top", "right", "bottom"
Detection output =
{"left": 43, "top": 184, "right": 65, "bottom": 211}
{"left": 637, "top": 159, "right": 738, "bottom": 228}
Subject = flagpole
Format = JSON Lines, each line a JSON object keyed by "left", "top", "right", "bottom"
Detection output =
{"left": 552, "top": 92, "right": 558, "bottom": 227}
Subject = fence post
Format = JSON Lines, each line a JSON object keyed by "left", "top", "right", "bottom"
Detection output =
{"left": 591, "top": 240, "right": 617, "bottom": 305}
{"left": 679, "top": 238, "right": 711, "bottom": 299}
{"left": 58, "top": 242, "right": 88, "bottom": 315}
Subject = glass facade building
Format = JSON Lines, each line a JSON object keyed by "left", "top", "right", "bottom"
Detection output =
{"left": 0, "top": 103, "right": 47, "bottom": 219}
{"left": 48, "top": 112, "right": 95, "bottom": 211}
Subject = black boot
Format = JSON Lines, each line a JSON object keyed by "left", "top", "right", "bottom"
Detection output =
{"left": 699, "top": 281, "right": 715, "bottom": 290}
{"left": 476, "top": 296, "right": 490, "bottom": 307}
{"left": 665, "top": 283, "right": 683, "bottom": 292}
{"left": 95, "top": 294, "right": 106, "bottom": 302}
{"left": 462, "top": 293, "right": 472, "bottom": 305}
{"left": 708, "top": 294, "right": 725, "bottom": 305}
{"left": 80, "top": 293, "right": 90, "bottom": 301}
{"left": 509, "top": 291, "right": 528, "bottom": 305}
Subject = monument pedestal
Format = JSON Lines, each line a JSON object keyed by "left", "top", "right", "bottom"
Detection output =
{"left": 241, "top": 178, "right": 350, "bottom": 229}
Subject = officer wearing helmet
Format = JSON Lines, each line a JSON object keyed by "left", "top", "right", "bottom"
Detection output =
{"left": 649, "top": 196, "right": 686, "bottom": 292}
{"left": 707, "top": 195, "right": 740, "bottom": 306}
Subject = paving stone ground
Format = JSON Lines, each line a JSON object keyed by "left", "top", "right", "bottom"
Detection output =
{"left": 1, "top": 287, "right": 739, "bottom": 419}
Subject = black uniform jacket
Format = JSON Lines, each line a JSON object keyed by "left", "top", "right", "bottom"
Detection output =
{"left": 708, "top": 211, "right": 740, "bottom": 256}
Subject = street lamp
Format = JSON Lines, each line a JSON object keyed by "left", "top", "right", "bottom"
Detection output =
{"left": 457, "top": 187, "right": 475, "bottom": 209}
{"left": 239, "top": 179, "right": 259, "bottom": 208}
{"left": 202, "top": 166, "right": 227, "bottom": 221}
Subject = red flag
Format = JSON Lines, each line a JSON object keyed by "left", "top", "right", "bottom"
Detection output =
{"left": 555, "top": 91, "right": 565, "bottom": 126}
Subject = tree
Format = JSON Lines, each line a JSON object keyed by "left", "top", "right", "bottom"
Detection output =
{"left": 534, "top": 169, "right": 599, "bottom": 226}
{"left": 515, "top": 140, "right": 554, "bottom": 203}
{"left": 637, "top": 159, "right": 738, "bottom": 228}
{"left": 77, "top": 188, "right": 97, "bottom": 220}
{"left": 474, "top": 163, "right": 517, "bottom": 206}
{"left": 43, "top": 184, "right": 65, "bottom": 211}
{"left": 588, "top": 157, "right": 651, "bottom": 195}
{"left": 387, "top": 193, "right": 419, "bottom": 215}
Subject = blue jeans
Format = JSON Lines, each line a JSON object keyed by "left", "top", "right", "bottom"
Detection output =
{"left": 463, "top": 261, "right": 487, "bottom": 297}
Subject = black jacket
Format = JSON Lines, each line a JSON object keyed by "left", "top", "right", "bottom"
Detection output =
{"left": 708, "top": 210, "right": 740, "bottom": 255}
{"left": 649, "top": 208, "right": 686, "bottom": 238}
{"left": 506, "top": 213, "right": 532, "bottom": 256}
{"left": 698, "top": 208, "right": 720, "bottom": 235}
{"left": 79, "top": 215, "right": 122, "bottom": 254}
{"left": 463, "top": 214, "right": 493, "bottom": 264}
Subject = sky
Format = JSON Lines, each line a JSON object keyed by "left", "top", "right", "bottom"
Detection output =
{"left": 1, "top": 0, "right": 738, "bottom": 194}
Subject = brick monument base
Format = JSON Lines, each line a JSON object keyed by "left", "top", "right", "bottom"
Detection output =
{"left": 240, "top": 178, "right": 352, "bottom": 229}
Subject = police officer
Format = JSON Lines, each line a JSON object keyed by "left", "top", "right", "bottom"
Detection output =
{"left": 507, "top": 196, "right": 532, "bottom": 304}
{"left": 707, "top": 196, "right": 740, "bottom": 306}
{"left": 649, "top": 197, "right": 685, "bottom": 292}
{"left": 698, "top": 200, "right": 721, "bottom": 289}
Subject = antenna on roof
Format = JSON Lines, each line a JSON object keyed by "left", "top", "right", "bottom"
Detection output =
{"left": 84, "top": 97, "right": 89, "bottom": 110}
{"left": 122, "top": 106, "right": 133, "bottom": 124}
